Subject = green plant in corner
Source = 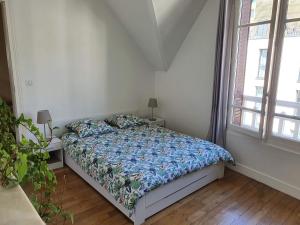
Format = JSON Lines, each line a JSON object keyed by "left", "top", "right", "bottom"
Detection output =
{"left": 0, "top": 98, "right": 73, "bottom": 224}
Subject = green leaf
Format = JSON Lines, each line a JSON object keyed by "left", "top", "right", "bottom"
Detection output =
{"left": 15, "top": 153, "right": 28, "bottom": 182}
{"left": 0, "top": 97, "right": 71, "bottom": 224}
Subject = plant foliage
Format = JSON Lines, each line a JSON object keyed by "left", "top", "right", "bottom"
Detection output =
{"left": 0, "top": 98, "right": 73, "bottom": 224}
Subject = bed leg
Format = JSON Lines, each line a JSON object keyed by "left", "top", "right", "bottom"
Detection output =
{"left": 134, "top": 196, "right": 146, "bottom": 225}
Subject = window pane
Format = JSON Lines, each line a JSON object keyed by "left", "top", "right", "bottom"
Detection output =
{"left": 272, "top": 116, "right": 300, "bottom": 141}
{"left": 274, "top": 22, "right": 300, "bottom": 118}
{"left": 232, "top": 108, "right": 261, "bottom": 131}
{"left": 256, "top": 86, "right": 264, "bottom": 97}
{"left": 240, "top": 0, "right": 273, "bottom": 25}
{"left": 232, "top": 24, "right": 270, "bottom": 129}
{"left": 287, "top": 0, "right": 300, "bottom": 20}
{"left": 257, "top": 49, "right": 268, "bottom": 79}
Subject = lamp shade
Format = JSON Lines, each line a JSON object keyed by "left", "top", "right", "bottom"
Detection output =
{"left": 148, "top": 98, "right": 158, "bottom": 108}
{"left": 37, "top": 110, "right": 52, "bottom": 124}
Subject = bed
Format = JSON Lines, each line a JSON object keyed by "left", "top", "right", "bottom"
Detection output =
{"left": 62, "top": 124, "right": 233, "bottom": 225}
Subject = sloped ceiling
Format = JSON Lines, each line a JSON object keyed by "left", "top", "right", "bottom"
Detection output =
{"left": 105, "top": 0, "right": 208, "bottom": 71}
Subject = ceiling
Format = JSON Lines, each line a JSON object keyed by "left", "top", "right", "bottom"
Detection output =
{"left": 105, "top": 0, "right": 208, "bottom": 71}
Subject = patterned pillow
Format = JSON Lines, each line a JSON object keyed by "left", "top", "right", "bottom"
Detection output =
{"left": 65, "top": 119, "right": 90, "bottom": 130}
{"left": 105, "top": 114, "right": 145, "bottom": 129}
{"left": 65, "top": 119, "right": 115, "bottom": 138}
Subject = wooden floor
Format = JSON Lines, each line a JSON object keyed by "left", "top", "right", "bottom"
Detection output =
{"left": 53, "top": 167, "right": 300, "bottom": 225}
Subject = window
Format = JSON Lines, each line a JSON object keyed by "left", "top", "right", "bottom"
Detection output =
{"left": 251, "top": 0, "right": 256, "bottom": 19}
{"left": 230, "top": 0, "right": 300, "bottom": 144}
{"left": 256, "top": 86, "right": 263, "bottom": 97}
{"left": 297, "top": 90, "right": 300, "bottom": 116}
{"left": 257, "top": 49, "right": 267, "bottom": 79}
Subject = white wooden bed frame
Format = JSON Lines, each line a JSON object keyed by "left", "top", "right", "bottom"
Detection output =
{"left": 64, "top": 154, "right": 224, "bottom": 225}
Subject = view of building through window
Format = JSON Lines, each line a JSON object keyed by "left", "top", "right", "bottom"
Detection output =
{"left": 255, "top": 86, "right": 263, "bottom": 97}
{"left": 273, "top": 18, "right": 300, "bottom": 140}
{"left": 232, "top": 0, "right": 300, "bottom": 142}
{"left": 257, "top": 49, "right": 267, "bottom": 79}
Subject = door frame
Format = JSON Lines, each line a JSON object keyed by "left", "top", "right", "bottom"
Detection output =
{"left": 1, "top": 0, "right": 22, "bottom": 138}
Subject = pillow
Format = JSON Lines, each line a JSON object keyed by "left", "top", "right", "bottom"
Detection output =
{"left": 65, "top": 119, "right": 115, "bottom": 138}
{"left": 105, "top": 114, "right": 145, "bottom": 129}
{"left": 65, "top": 119, "right": 90, "bottom": 130}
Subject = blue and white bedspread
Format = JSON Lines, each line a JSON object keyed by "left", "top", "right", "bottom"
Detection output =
{"left": 62, "top": 125, "right": 234, "bottom": 212}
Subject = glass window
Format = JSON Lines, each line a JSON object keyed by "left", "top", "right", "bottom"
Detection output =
{"left": 287, "top": 0, "right": 300, "bottom": 20}
{"left": 232, "top": 21, "right": 270, "bottom": 130}
{"left": 231, "top": 0, "right": 300, "bottom": 143}
{"left": 272, "top": 116, "right": 300, "bottom": 141}
{"left": 257, "top": 49, "right": 267, "bottom": 79}
{"left": 273, "top": 22, "right": 300, "bottom": 121}
{"left": 240, "top": 0, "right": 273, "bottom": 25}
{"left": 271, "top": 21, "right": 300, "bottom": 141}
{"left": 256, "top": 86, "right": 264, "bottom": 97}
{"left": 251, "top": 0, "right": 256, "bottom": 20}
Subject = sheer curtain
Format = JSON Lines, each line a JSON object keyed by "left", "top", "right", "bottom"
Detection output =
{"left": 207, "top": 0, "right": 235, "bottom": 147}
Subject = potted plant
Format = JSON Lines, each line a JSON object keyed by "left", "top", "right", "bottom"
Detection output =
{"left": 0, "top": 98, "right": 73, "bottom": 224}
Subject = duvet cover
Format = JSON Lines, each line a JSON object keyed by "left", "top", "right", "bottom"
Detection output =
{"left": 62, "top": 125, "right": 234, "bottom": 213}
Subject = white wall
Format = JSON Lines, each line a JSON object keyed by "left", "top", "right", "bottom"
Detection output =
{"left": 6, "top": 0, "right": 155, "bottom": 128}
{"left": 155, "top": 0, "right": 300, "bottom": 200}
{"left": 227, "top": 131, "right": 300, "bottom": 199}
{"left": 155, "top": 0, "right": 219, "bottom": 138}
{"left": 105, "top": 0, "right": 165, "bottom": 70}
{"left": 153, "top": 0, "right": 207, "bottom": 69}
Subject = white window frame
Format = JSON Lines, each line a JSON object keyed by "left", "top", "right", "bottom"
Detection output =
{"left": 228, "top": 0, "right": 300, "bottom": 154}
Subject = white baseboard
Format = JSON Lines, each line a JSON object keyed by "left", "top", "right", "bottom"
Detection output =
{"left": 227, "top": 163, "right": 300, "bottom": 201}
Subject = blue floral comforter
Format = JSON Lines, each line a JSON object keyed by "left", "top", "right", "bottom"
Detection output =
{"left": 62, "top": 125, "right": 234, "bottom": 212}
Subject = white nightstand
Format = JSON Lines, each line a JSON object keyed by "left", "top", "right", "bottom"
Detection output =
{"left": 45, "top": 137, "right": 64, "bottom": 170}
{"left": 145, "top": 117, "right": 165, "bottom": 127}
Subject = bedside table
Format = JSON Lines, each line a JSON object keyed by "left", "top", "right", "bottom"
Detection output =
{"left": 145, "top": 118, "right": 165, "bottom": 127}
{"left": 45, "top": 137, "right": 64, "bottom": 170}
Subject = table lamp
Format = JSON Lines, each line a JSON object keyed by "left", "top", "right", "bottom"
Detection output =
{"left": 37, "top": 110, "right": 52, "bottom": 138}
{"left": 148, "top": 98, "right": 158, "bottom": 121}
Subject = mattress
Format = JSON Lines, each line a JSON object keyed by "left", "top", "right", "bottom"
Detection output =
{"left": 62, "top": 125, "right": 233, "bottom": 212}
